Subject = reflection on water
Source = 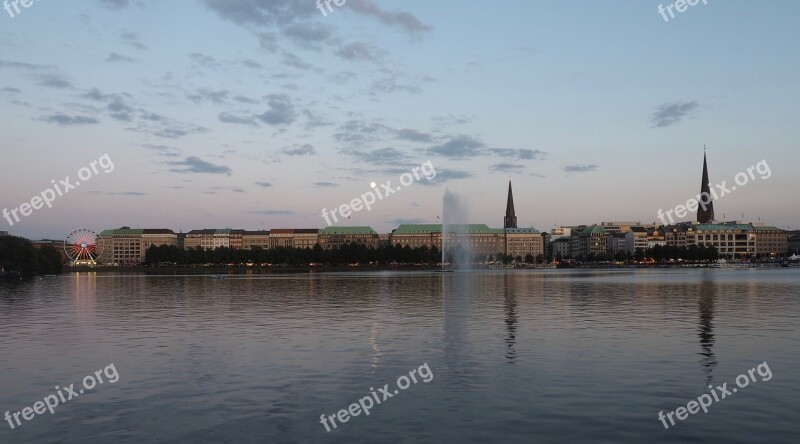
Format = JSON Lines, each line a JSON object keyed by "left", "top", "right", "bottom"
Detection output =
{"left": 504, "top": 274, "right": 518, "bottom": 363}
{"left": 697, "top": 277, "right": 718, "bottom": 385}
{"left": 0, "top": 269, "right": 798, "bottom": 444}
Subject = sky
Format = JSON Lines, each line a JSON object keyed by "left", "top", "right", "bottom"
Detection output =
{"left": 1, "top": 0, "right": 798, "bottom": 240}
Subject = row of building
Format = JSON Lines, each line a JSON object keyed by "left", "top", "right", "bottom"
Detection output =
{"left": 95, "top": 221, "right": 796, "bottom": 266}
{"left": 94, "top": 176, "right": 796, "bottom": 266}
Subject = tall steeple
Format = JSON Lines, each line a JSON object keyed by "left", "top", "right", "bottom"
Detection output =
{"left": 697, "top": 147, "right": 715, "bottom": 223}
{"left": 504, "top": 180, "right": 517, "bottom": 229}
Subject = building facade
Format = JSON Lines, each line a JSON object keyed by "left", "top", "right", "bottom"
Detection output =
{"left": 98, "top": 228, "right": 178, "bottom": 266}
{"left": 319, "top": 227, "right": 380, "bottom": 249}
{"left": 505, "top": 228, "right": 544, "bottom": 260}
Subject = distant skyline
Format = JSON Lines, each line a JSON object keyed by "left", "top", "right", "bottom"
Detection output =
{"left": 2, "top": 0, "right": 799, "bottom": 239}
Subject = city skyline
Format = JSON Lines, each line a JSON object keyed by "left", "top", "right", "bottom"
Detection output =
{"left": 2, "top": 1, "right": 799, "bottom": 240}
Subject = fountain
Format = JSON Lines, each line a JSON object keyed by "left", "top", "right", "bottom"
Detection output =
{"left": 442, "top": 189, "right": 473, "bottom": 271}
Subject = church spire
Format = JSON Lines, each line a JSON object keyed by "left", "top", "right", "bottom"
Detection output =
{"left": 697, "top": 148, "right": 715, "bottom": 223}
{"left": 504, "top": 180, "right": 517, "bottom": 229}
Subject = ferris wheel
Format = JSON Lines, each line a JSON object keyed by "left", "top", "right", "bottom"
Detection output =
{"left": 64, "top": 228, "right": 103, "bottom": 266}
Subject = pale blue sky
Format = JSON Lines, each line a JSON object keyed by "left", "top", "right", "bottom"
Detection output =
{"left": 1, "top": 0, "right": 798, "bottom": 239}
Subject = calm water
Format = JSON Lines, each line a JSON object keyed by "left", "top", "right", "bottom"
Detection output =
{"left": 1, "top": 269, "right": 798, "bottom": 443}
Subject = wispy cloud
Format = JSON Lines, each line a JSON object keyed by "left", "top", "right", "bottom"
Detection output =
{"left": 166, "top": 156, "right": 232, "bottom": 175}
{"left": 282, "top": 144, "right": 316, "bottom": 156}
{"left": 250, "top": 210, "right": 295, "bottom": 215}
{"left": 38, "top": 114, "right": 100, "bottom": 126}
{"left": 563, "top": 164, "right": 597, "bottom": 173}
{"left": 652, "top": 101, "right": 699, "bottom": 128}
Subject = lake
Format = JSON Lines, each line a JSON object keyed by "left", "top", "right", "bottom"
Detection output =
{"left": 1, "top": 269, "right": 798, "bottom": 443}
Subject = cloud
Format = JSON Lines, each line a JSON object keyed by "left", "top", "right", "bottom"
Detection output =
{"left": 335, "top": 42, "right": 386, "bottom": 62}
{"left": 490, "top": 163, "right": 525, "bottom": 173}
{"left": 347, "top": 0, "right": 432, "bottom": 37}
{"left": 394, "top": 128, "right": 432, "bottom": 143}
{"left": 489, "top": 148, "right": 547, "bottom": 160}
{"left": 281, "top": 52, "right": 314, "bottom": 70}
{"left": 427, "top": 136, "right": 485, "bottom": 159}
{"left": 0, "top": 59, "right": 51, "bottom": 70}
{"left": 142, "top": 144, "right": 181, "bottom": 157}
{"left": 90, "top": 191, "right": 145, "bottom": 196}
{"left": 233, "top": 95, "right": 259, "bottom": 104}
{"left": 256, "top": 93, "right": 295, "bottom": 125}
{"left": 218, "top": 112, "right": 259, "bottom": 126}
{"left": 251, "top": 210, "right": 295, "bottom": 215}
{"left": 34, "top": 74, "right": 71, "bottom": 89}
{"left": 106, "top": 52, "right": 136, "bottom": 63}
{"left": 418, "top": 169, "right": 474, "bottom": 186}
{"left": 38, "top": 114, "right": 100, "bottom": 126}
{"left": 652, "top": 101, "right": 699, "bottom": 128}
{"left": 166, "top": 156, "right": 232, "bottom": 175}
{"left": 98, "top": 0, "right": 130, "bottom": 9}
{"left": 240, "top": 59, "right": 263, "bottom": 69}
{"left": 187, "top": 88, "right": 229, "bottom": 104}
{"left": 282, "top": 144, "right": 316, "bottom": 156}
{"left": 120, "top": 31, "right": 148, "bottom": 50}
{"left": 314, "top": 182, "right": 338, "bottom": 188}
{"left": 255, "top": 181, "right": 273, "bottom": 188}
{"left": 563, "top": 164, "right": 598, "bottom": 173}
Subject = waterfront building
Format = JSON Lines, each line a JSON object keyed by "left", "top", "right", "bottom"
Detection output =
{"left": 578, "top": 225, "right": 607, "bottom": 258}
{"left": 551, "top": 237, "right": 570, "bottom": 258}
{"left": 692, "top": 223, "right": 755, "bottom": 258}
{"left": 241, "top": 231, "right": 270, "bottom": 250}
{"left": 601, "top": 221, "right": 644, "bottom": 234}
{"left": 505, "top": 228, "right": 544, "bottom": 260}
{"left": 319, "top": 226, "right": 380, "bottom": 249}
{"left": 606, "top": 232, "right": 627, "bottom": 255}
{"left": 98, "top": 228, "right": 178, "bottom": 266}
{"left": 789, "top": 231, "right": 800, "bottom": 254}
{"left": 752, "top": 226, "right": 788, "bottom": 258}
{"left": 390, "top": 224, "right": 508, "bottom": 258}
{"left": 293, "top": 229, "right": 320, "bottom": 249}
{"left": 184, "top": 229, "right": 243, "bottom": 250}
{"left": 625, "top": 226, "right": 648, "bottom": 254}
{"left": 647, "top": 228, "right": 667, "bottom": 249}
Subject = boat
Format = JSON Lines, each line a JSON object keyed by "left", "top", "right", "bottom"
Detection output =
{"left": 210, "top": 274, "right": 224, "bottom": 280}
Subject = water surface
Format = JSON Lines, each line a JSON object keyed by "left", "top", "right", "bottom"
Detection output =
{"left": 1, "top": 269, "right": 798, "bottom": 443}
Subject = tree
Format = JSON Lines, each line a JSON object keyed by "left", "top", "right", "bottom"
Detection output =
{"left": 524, "top": 254, "right": 534, "bottom": 264}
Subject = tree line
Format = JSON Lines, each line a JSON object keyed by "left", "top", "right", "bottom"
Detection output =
{"left": 0, "top": 235, "right": 64, "bottom": 275}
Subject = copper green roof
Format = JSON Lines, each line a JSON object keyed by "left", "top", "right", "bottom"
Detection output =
{"left": 100, "top": 229, "right": 144, "bottom": 235}
{"left": 752, "top": 226, "right": 785, "bottom": 232}
{"left": 693, "top": 223, "right": 753, "bottom": 231}
{"left": 580, "top": 225, "right": 606, "bottom": 236}
{"left": 319, "top": 227, "right": 376, "bottom": 235}
{"left": 393, "top": 224, "right": 504, "bottom": 235}
{"left": 505, "top": 228, "right": 541, "bottom": 234}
